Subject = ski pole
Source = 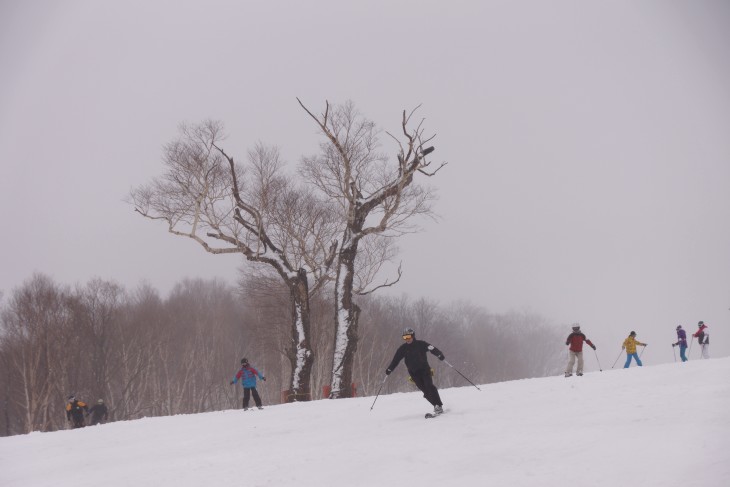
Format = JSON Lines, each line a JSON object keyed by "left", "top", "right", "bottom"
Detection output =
{"left": 688, "top": 337, "right": 694, "bottom": 359}
{"left": 443, "top": 360, "right": 481, "bottom": 391}
{"left": 611, "top": 349, "right": 624, "bottom": 368}
{"left": 639, "top": 345, "right": 647, "bottom": 358}
{"left": 672, "top": 345, "right": 676, "bottom": 362}
{"left": 369, "top": 375, "right": 389, "bottom": 411}
{"left": 593, "top": 349, "right": 603, "bottom": 371}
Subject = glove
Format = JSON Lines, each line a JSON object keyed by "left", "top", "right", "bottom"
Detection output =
{"left": 385, "top": 368, "right": 392, "bottom": 376}
{"left": 672, "top": 343, "right": 676, "bottom": 347}
{"left": 438, "top": 354, "right": 445, "bottom": 361}
{"left": 262, "top": 377, "right": 266, "bottom": 382}
{"left": 591, "top": 345, "right": 596, "bottom": 350}
{"left": 229, "top": 381, "right": 235, "bottom": 385}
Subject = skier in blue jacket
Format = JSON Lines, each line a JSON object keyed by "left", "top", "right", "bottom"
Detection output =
{"left": 230, "top": 358, "right": 266, "bottom": 410}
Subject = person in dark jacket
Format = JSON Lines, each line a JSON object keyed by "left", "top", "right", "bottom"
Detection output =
{"left": 230, "top": 358, "right": 266, "bottom": 410}
{"left": 88, "top": 399, "right": 109, "bottom": 425}
{"left": 386, "top": 327, "right": 445, "bottom": 415}
{"left": 693, "top": 321, "right": 710, "bottom": 359}
{"left": 672, "top": 325, "right": 688, "bottom": 362}
{"left": 564, "top": 324, "right": 596, "bottom": 377}
{"left": 65, "top": 395, "right": 88, "bottom": 429}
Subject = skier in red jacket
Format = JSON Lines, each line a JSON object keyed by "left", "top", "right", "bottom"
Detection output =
{"left": 564, "top": 324, "right": 596, "bottom": 377}
{"left": 693, "top": 321, "right": 710, "bottom": 359}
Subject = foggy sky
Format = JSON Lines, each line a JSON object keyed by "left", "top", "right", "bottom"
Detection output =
{"left": 1, "top": 0, "right": 729, "bottom": 363}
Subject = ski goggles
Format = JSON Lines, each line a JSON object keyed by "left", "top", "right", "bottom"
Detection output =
{"left": 402, "top": 334, "right": 413, "bottom": 340}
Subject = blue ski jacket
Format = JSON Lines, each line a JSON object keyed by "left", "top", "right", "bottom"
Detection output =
{"left": 232, "top": 365, "right": 264, "bottom": 388}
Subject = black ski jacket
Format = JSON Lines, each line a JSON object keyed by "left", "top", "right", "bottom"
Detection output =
{"left": 387, "top": 339, "right": 444, "bottom": 375}
{"left": 89, "top": 404, "right": 108, "bottom": 423}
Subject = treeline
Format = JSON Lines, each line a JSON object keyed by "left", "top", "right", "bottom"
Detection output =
{"left": 0, "top": 273, "right": 563, "bottom": 436}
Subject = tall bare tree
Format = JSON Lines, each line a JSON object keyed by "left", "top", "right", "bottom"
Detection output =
{"left": 298, "top": 100, "right": 445, "bottom": 398}
{"left": 130, "top": 121, "right": 338, "bottom": 401}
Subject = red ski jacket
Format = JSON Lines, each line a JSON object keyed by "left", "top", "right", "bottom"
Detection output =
{"left": 566, "top": 332, "right": 595, "bottom": 353}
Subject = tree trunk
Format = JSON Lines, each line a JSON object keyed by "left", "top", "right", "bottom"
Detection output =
{"left": 329, "top": 242, "right": 360, "bottom": 399}
{"left": 284, "top": 269, "right": 314, "bottom": 402}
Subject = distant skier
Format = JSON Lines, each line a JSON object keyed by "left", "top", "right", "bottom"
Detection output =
{"left": 88, "top": 399, "right": 109, "bottom": 425}
{"left": 693, "top": 321, "right": 710, "bottom": 359}
{"left": 564, "top": 324, "right": 596, "bottom": 377}
{"left": 231, "top": 358, "right": 266, "bottom": 410}
{"left": 622, "top": 331, "right": 647, "bottom": 368}
{"left": 386, "top": 327, "right": 445, "bottom": 416}
{"left": 672, "top": 325, "right": 688, "bottom": 362}
{"left": 65, "top": 395, "right": 89, "bottom": 429}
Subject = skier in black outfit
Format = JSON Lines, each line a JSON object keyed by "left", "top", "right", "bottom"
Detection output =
{"left": 88, "top": 399, "right": 109, "bottom": 425}
{"left": 386, "top": 327, "right": 445, "bottom": 415}
{"left": 65, "top": 395, "right": 89, "bottom": 429}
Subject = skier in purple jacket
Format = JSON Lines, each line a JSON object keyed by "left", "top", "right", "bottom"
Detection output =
{"left": 672, "top": 325, "right": 688, "bottom": 362}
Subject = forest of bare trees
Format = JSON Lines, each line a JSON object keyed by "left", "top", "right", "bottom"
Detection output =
{"left": 0, "top": 273, "right": 564, "bottom": 437}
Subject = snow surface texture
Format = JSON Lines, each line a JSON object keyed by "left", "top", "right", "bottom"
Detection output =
{"left": 2, "top": 358, "right": 728, "bottom": 487}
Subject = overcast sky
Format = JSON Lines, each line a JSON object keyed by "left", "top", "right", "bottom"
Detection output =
{"left": 1, "top": 0, "right": 728, "bottom": 361}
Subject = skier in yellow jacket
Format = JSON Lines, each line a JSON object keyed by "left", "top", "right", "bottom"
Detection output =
{"left": 622, "top": 331, "right": 647, "bottom": 368}
{"left": 65, "top": 395, "right": 89, "bottom": 428}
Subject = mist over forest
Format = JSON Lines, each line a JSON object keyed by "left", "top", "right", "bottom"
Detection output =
{"left": 0, "top": 273, "right": 563, "bottom": 437}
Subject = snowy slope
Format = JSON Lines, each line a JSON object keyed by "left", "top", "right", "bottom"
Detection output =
{"left": 1, "top": 358, "right": 729, "bottom": 487}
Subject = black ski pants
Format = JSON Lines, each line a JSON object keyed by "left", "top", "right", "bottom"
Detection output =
{"left": 410, "top": 368, "right": 442, "bottom": 406}
{"left": 70, "top": 414, "right": 85, "bottom": 429}
{"left": 243, "top": 387, "right": 262, "bottom": 409}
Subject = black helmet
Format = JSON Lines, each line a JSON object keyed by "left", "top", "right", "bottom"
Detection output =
{"left": 676, "top": 325, "right": 682, "bottom": 330}
{"left": 68, "top": 394, "right": 75, "bottom": 401}
{"left": 629, "top": 331, "right": 636, "bottom": 336}
{"left": 241, "top": 358, "right": 249, "bottom": 365}
{"left": 698, "top": 321, "right": 704, "bottom": 326}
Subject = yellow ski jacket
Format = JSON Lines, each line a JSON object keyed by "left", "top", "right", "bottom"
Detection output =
{"left": 622, "top": 336, "right": 646, "bottom": 354}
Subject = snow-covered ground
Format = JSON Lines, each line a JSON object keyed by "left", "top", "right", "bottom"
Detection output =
{"left": 2, "top": 358, "right": 728, "bottom": 487}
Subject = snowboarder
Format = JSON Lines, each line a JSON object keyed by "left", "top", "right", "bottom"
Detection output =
{"left": 385, "top": 327, "right": 445, "bottom": 416}
{"left": 693, "top": 321, "right": 710, "bottom": 359}
{"left": 672, "top": 325, "right": 688, "bottom": 362}
{"left": 230, "top": 358, "right": 266, "bottom": 410}
{"left": 65, "top": 395, "right": 89, "bottom": 429}
{"left": 88, "top": 399, "right": 109, "bottom": 425}
{"left": 564, "top": 324, "right": 596, "bottom": 377}
{"left": 622, "top": 331, "right": 647, "bottom": 368}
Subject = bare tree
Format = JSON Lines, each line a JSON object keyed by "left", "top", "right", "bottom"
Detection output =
{"left": 130, "top": 121, "right": 338, "bottom": 401}
{"left": 298, "top": 100, "right": 445, "bottom": 398}
{"left": 0, "top": 275, "right": 75, "bottom": 433}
